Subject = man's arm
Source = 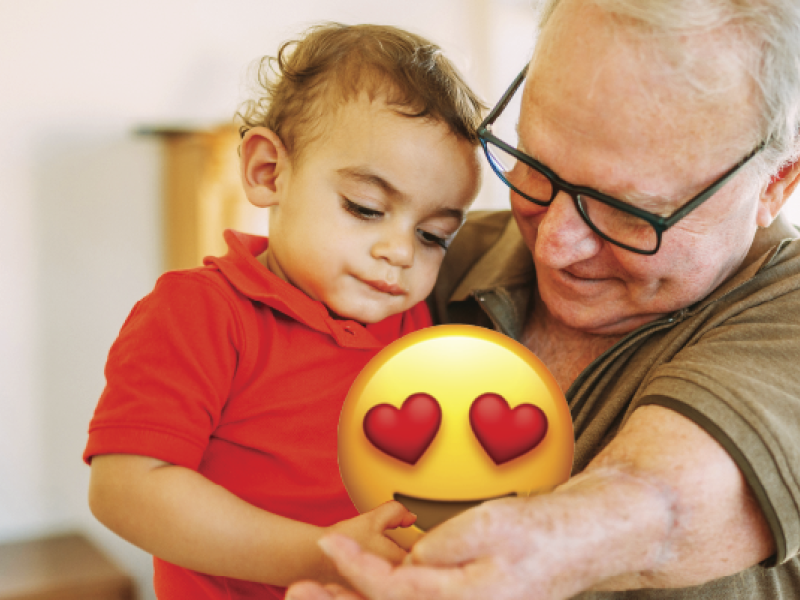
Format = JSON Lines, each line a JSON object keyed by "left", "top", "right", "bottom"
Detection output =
{"left": 578, "top": 403, "right": 774, "bottom": 591}
{"left": 89, "top": 454, "right": 415, "bottom": 587}
{"left": 286, "top": 404, "right": 775, "bottom": 600}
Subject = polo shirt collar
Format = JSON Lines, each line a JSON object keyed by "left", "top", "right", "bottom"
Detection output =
{"left": 203, "top": 230, "right": 387, "bottom": 349}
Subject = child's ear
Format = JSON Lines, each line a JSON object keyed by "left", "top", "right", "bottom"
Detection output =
{"left": 240, "top": 127, "right": 290, "bottom": 208}
{"left": 758, "top": 158, "right": 800, "bottom": 227}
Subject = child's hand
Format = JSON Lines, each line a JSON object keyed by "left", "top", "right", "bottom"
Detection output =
{"left": 325, "top": 501, "right": 417, "bottom": 566}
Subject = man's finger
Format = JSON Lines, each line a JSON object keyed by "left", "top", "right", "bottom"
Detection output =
{"left": 285, "top": 581, "right": 338, "bottom": 600}
{"left": 319, "top": 533, "right": 477, "bottom": 600}
{"left": 287, "top": 581, "right": 369, "bottom": 600}
{"left": 409, "top": 497, "right": 524, "bottom": 567}
{"left": 319, "top": 534, "right": 394, "bottom": 580}
{"left": 408, "top": 506, "right": 490, "bottom": 566}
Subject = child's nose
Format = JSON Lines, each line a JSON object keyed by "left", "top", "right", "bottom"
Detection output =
{"left": 371, "top": 229, "right": 414, "bottom": 267}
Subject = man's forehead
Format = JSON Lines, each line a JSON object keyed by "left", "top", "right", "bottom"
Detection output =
{"left": 515, "top": 124, "right": 686, "bottom": 211}
{"left": 514, "top": 95, "right": 743, "bottom": 215}
{"left": 533, "top": 0, "right": 759, "bottom": 114}
{"left": 521, "top": 3, "right": 760, "bottom": 196}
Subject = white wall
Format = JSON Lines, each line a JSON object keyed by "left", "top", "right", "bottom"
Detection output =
{"left": 0, "top": 1, "right": 535, "bottom": 598}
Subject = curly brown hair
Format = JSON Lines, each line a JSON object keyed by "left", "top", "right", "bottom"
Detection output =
{"left": 237, "top": 23, "right": 485, "bottom": 161}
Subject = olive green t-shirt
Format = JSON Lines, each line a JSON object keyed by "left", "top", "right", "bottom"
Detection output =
{"left": 429, "top": 211, "right": 800, "bottom": 599}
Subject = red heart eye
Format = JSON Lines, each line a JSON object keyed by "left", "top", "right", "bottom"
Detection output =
{"left": 469, "top": 393, "right": 548, "bottom": 464}
{"left": 363, "top": 393, "right": 442, "bottom": 465}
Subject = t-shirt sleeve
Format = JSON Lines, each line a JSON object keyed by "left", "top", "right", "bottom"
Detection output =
{"left": 637, "top": 289, "right": 800, "bottom": 566}
{"left": 83, "top": 271, "right": 244, "bottom": 470}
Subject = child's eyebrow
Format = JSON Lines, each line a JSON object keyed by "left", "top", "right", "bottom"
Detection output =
{"left": 336, "top": 166, "right": 405, "bottom": 198}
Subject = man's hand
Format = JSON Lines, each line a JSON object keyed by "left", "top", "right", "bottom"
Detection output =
{"left": 324, "top": 501, "right": 417, "bottom": 571}
{"left": 288, "top": 532, "right": 471, "bottom": 600}
{"left": 288, "top": 468, "right": 672, "bottom": 600}
{"left": 287, "top": 405, "right": 775, "bottom": 600}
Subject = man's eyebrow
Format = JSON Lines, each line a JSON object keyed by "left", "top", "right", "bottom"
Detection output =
{"left": 336, "top": 167, "right": 403, "bottom": 198}
{"left": 617, "top": 189, "right": 681, "bottom": 213}
{"left": 515, "top": 126, "right": 679, "bottom": 212}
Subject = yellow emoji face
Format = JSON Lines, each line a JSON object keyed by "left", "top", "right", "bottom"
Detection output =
{"left": 338, "top": 324, "right": 573, "bottom": 549}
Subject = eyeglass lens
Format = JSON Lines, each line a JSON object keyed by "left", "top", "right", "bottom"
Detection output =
{"left": 484, "top": 139, "right": 659, "bottom": 253}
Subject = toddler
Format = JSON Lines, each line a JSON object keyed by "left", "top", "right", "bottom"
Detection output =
{"left": 84, "top": 22, "right": 483, "bottom": 599}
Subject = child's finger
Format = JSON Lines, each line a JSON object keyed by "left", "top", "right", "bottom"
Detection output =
{"left": 372, "top": 500, "right": 417, "bottom": 530}
{"left": 399, "top": 511, "right": 417, "bottom": 528}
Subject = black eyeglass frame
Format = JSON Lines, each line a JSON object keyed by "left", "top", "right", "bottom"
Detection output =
{"left": 477, "top": 65, "right": 765, "bottom": 255}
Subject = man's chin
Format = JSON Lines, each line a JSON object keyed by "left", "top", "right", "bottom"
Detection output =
{"left": 540, "top": 291, "right": 663, "bottom": 337}
{"left": 560, "top": 309, "right": 665, "bottom": 337}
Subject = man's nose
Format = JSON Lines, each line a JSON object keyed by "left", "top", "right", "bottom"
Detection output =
{"left": 535, "top": 192, "right": 603, "bottom": 267}
{"left": 371, "top": 228, "right": 415, "bottom": 267}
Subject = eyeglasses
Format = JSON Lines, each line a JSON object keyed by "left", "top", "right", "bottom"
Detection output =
{"left": 478, "top": 65, "right": 764, "bottom": 255}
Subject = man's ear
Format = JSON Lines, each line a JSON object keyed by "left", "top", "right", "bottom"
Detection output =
{"left": 758, "top": 158, "right": 800, "bottom": 227}
{"left": 240, "top": 127, "right": 290, "bottom": 208}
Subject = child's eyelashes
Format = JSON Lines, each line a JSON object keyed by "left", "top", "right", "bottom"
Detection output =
{"left": 343, "top": 198, "right": 383, "bottom": 220}
{"left": 342, "top": 196, "right": 450, "bottom": 250}
{"left": 417, "top": 229, "right": 449, "bottom": 250}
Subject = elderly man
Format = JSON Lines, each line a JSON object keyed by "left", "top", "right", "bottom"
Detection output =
{"left": 288, "top": 0, "right": 800, "bottom": 598}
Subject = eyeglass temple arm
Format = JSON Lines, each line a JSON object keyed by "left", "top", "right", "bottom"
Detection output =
{"left": 481, "top": 63, "right": 530, "bottom": 128}
{"left": 662, "top": 141, "right": 766, "bottom": 229}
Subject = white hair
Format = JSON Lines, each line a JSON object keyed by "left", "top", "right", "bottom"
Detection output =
{"left": 533, "top": 0, "right": 800, "bottom": 182}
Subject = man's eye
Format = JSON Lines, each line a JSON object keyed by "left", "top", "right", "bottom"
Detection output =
{"left": 343, "top": 198, "right": 383, "bottom": 220}
{"left": 418, "top": 229, "right": 448, "bottom": 250}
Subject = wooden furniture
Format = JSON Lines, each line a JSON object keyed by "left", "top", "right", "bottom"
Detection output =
{"left": 142, "top": 124, "right": 267, "bottom": 272}
{"left": 0, "top": 533, "right": 135, "bottom": 600}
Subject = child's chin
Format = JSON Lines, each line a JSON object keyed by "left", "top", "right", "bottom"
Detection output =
{"left": 325, "top": 305, "right": 376, "bottom": 324}
{"left": 326, "top": 303, "right": 393, "bottom": 325}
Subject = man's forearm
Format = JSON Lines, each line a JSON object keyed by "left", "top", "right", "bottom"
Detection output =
{"left": 407, "top": 467, "right": 675, "bottom": 599}
{"left": 528, "top": 467, "right": 676, "bottom": 596}
{"left": 408, "top": 405, "right": 774, "bottom": 597}
{"left": 280, "top": 405, "right": 776, "bottom": 600}
{"left": 569, "top": 405, "right": 774, "bottom": 591}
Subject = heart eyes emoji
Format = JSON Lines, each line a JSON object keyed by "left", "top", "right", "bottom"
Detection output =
{"left": 363, "top": 393, "right": 548, "bottom": 465}
{"left": 362, "top": 393, "right": 442, "bottom": 465}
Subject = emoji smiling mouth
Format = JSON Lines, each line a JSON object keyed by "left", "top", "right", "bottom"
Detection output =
{"left": 393, "top": 492, "right": 517, "bottom": 531}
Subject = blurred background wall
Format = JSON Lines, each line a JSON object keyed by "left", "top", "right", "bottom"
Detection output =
{"left": 0, "top": 1, "right": 534, "bottom": 598}
{"left": 2, "top": 1, "right": 799, "bottom": 599}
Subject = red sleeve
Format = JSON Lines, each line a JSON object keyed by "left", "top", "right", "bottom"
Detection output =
{"left": 83, "top": 271, "right": 244, "bottom": 469}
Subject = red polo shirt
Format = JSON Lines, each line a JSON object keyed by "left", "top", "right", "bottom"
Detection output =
{"left": 84, "top": 230, "right": 431, "bottom": 599}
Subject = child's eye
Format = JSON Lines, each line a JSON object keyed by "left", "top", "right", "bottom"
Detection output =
{"left": 417, "top": 229, "right": 448, "bottom": 250}
{"left": 343, "top": 198, "right": 383, "bottom": 220}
